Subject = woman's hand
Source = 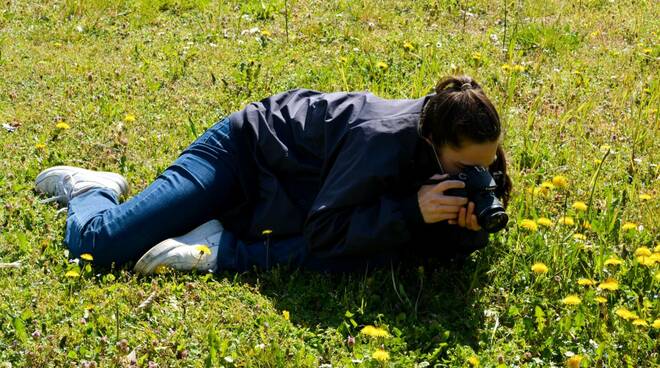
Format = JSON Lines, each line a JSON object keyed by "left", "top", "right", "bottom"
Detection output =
{"left": 417, "top": 174, "right": 469, "bottom": 224}
{"left": 448, "top": 201, "right": 482, "bottom": 231}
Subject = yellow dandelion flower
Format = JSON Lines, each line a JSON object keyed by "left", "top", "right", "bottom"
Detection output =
{"left": 632, "top": 319, "right": 648, "bottom": 327}
{"left": 573, "top": 233, "right": 586, "bottom": 241}
{"left": 372, "top": 349, "right": 390, "bottom": 362}
{"left": 598, "top": 278, "right": 619, "bottom": 291}
{"left": 537, "top": 217, "right": 553, "bottom": 227}
{"left": 599, "top": 144, "right": 611, "bottom": 152}
{"left": 80, "top": 253, "right": 94, "bottom": 261}
{"left": 540, "top": 181, "right": 555, "bottom": 190}
{"left": 558, "top": 217, "right": 575, "bottom": 226}
{"left": 552, "top": 175, "right": 568, "bottom": 188}
{"left": 594, "top": 296, "right": 607, "bottom": 304}
{"left": 634, "top": 247, "right": 652, "bottom": 257}
{"left": 520, "top": 219, "right": 538, "bottom": 232}
{"left": 376, "top": 61, "right": 389, "bottom": 71}
{"left": 467, "top": 355, "right": 480, "bottom": 367}
{"left": 512, "top": 64, "right": 525, "bottom": 73}
{"left": 531, "top": 262, "right": 548, "bottom": 274}
{"left": 195, "top": 245, "right": 211, "bottom": 255}
{"left": 403, "top": 42, "right": 414, "bottom": 51}
{"left": 621, "top": 222, "right": 637, "bottom": 231}
{"left": 639, "top": 193, "right": 652, "bottom": 201}
{"left": 123, "top": 114, "right": 136, "bottom": 123}
{"left": 582, "top": 220, "right": 592, "bottom": 230}
{"left": 282, "top": 310, "right": 290, "bottom": 321}
{"left": 55, "top": 122, "right": 71, "bottom": 130}
{"left": 590, "top": 31, "right": 599, "bottom": 37}
{"left": 566, "top": 355, "right": 582, "bottom": 368}
{"left": 651, "top": 319, "right": 660, "bottom": 329}
{"left": 562, "top": 295, "right": 582, "bottom": 305}
{"left": 604, "top": 257, "right": 623, "bottom": 266}
{"left": 614, "top": 307, "right": 638, "bottom": 320}
{"left": 572, "top": 201, "right": 588, "bottom": 211}
{"left": 577, "top": 278, "right": 596, "bottom": 286}
{"left": 260, "top": 29, "right": 271, "bottom": 37}
{"left": 501, "top": 64, "right": 511, "bottom": 72}
{"left": 65, "top": 270, "right": 80, "bottom": 278}
{"left": 360, "top": 325, "right": 390, "bottom": 338}
{"left": 35, "top": 143, "right": 47, "bottom": 150}
{"left": 636, "top": 256, "right": 656, "bottom": 267}
{"left": 593, "top": 159, "right": 602, "bottom": 165}
{"left": 642, "top": 48, "right": 652, "bottom": 54}
{"left": 534, "top": 186, "right": 550, "bottom": 196}
{"left": 471, "top": 52, "right": 482, "bottom": 61}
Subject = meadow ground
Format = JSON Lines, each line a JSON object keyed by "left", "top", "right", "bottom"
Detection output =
{"left": 0, "top": 0, "right": 658, "bottom": 366}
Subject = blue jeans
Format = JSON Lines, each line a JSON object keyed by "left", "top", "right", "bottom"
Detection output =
{"left": 65, "top": 118, "right": 391, "bottom": 272}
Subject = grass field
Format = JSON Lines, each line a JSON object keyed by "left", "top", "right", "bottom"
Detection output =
{"left": 1, "top": 0, "right": 659, "bottom": 366}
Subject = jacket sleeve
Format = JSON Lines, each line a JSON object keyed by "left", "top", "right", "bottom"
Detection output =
{"left": 303, "top": 118, "right": 429, "bottom": 257}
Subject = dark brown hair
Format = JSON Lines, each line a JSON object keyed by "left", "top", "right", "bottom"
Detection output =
{"left": 419, "top": 75, "right": 512, "bottom": 207}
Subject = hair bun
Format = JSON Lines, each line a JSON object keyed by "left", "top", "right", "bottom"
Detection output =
{"left": 434, "top": 76, "right": 479, "bottom": 94}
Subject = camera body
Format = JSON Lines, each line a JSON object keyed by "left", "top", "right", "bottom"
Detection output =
{"left": 425, "top": 166, "right": 508, "bottom": 233}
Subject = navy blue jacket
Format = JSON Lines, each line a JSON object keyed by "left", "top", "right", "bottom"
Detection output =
{"left": 223, "top": 88, "right": 489, "bottom": 262}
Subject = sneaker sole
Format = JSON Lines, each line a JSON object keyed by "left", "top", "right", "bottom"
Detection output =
{"left": 133, "top": 219, "right": 224, "bottom": 275}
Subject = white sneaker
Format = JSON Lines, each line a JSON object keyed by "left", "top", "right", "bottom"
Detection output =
{"left": 133, "top": 219, "right": 224, "bottom": 275}
{"left": 35, "top": 165, "right": 129, "bottom": 206}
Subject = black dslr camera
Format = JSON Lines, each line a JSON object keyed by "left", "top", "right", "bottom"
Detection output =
{"left": 424, "top": 166, "right": 508, "bottom": 233}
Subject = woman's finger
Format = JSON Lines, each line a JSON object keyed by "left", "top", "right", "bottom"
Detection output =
{"left": 466, "top": 202, "right": 475, "bottom": 220}
{"left": 428, "top": 173, "right": 449, "bottom": 180}
{"left": 431, "top": 180, "right": 466, "bottom": 194}
{"left": 434, "top": 195, "right": 468, "bottom": 206}
{"left": 470, "top": 214, "right": 482, "bottom": 231}
{"left": 457, "top": 207, "right": 467, "bottom": 227}
{"left": 431, "top": 205, "right": 462, "bottom": 214}
{"left": 434, "top": 212, "right": 459, "bottom": 223}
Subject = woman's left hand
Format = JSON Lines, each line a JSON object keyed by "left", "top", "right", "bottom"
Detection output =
{"left": 448, "top": 201, "right": 482, "bottom": 231}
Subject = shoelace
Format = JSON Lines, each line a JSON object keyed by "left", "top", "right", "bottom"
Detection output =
{"left": 39, "top": 174, "right": 75, "bottom": 206}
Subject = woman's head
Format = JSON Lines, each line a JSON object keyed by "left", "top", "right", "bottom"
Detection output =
{"left": 420, "top": 75, "right": 512, "bottom": 207}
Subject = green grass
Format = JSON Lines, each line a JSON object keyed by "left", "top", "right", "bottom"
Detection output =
{"left": 1, "top": 0, "right": 659, "bottom": 366}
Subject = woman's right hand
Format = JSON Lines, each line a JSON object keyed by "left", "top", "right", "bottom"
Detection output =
{"left": 417, "top": 174, "right": 468, "bottom": 224}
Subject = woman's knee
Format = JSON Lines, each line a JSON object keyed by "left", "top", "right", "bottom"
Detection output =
{"left": 65, "top": 213, "right": 134, "bottom": 267}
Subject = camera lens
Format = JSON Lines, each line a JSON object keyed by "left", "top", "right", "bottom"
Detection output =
{"left": 480, "top": 209, "right": 508, "bottom": 233}
{"left": 475, "top": 196, "right": 509, "bottom": 233}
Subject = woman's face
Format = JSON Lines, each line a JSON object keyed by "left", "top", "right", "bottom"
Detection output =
{"left": 437, "top": 139, "right": 500, "bottom": 175}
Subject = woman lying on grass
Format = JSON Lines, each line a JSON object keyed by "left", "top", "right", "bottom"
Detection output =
{"left": 35, "top": 75, "right": 512, "bottom": 274}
